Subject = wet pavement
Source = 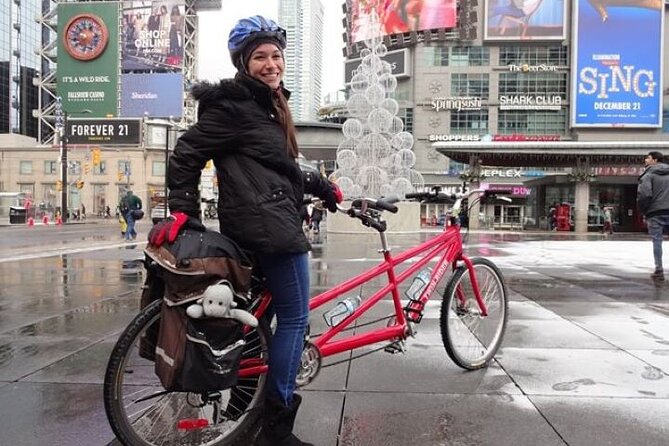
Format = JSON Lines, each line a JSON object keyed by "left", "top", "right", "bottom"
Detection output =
{"left": 0, "top": 221, "right": 668, "bottom": 445}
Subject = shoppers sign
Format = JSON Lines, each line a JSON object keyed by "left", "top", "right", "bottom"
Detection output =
{"left": 66, "top": 118, "right": 142, "bottom": 145}
{"left": 571, "top": 0, "right": 663, "bottom": 127}
{"left": 499, "top": 95, "right": 562, "bottom": 110}
{"left": 431, "top": 97, "right": 482, "bottom": 112}
{"left": 429, "top": 134, "right": 481, "bottom": 142}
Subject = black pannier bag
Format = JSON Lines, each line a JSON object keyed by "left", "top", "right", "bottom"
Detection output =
{"left": 142, "top": 227, "right": 253, "bottom": 393}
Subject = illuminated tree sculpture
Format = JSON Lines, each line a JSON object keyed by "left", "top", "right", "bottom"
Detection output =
{"left": 331, "top": 14, "right": 423, "bottom": 199}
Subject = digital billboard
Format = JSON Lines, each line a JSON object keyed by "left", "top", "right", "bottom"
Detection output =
{"left": 348, "top": 0, "right": 457, "bottom": 43}
{"left": 121, "top": 73, "right": 184, "bottom": 118}
{"left": 121, "top": 1, "right": 185, "bottom": 72}
{"left": 571, "top": 0, "right": 664, "bottom": 127}
{"left": 484, "top": 0, "right": 567, "bottom": 41}
{"left": 56, "top": 2, "right": 120, "bottom": 117}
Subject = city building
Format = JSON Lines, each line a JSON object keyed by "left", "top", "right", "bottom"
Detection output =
{"left": 316, "top": 0, "right": 669, "bottom": 232}
{"left": 1, "top": 0, "right": 44, "bottom": 138}
{"left": 279, "top": 0, "right": 324, "bottom": 121}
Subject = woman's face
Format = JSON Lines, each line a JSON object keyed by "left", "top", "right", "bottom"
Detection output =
{"left": 246, "top": 43, "right": 284, "bottom": 90}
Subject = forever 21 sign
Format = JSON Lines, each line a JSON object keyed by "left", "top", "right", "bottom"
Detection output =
{"left": 66, "top": 118, "right": 141, "bottom": 146}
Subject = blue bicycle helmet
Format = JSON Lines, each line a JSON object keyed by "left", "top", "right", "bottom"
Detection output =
{"left": 228, "top": 15, "right": 287, "bottom": 71}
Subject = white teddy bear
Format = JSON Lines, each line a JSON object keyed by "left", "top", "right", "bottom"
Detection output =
{"left": 186, "top": 282, "right": 258, "bottom": 327}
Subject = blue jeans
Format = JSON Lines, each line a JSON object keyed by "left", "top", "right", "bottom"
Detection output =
{"left": 124, "top": 211, "right": 136, "bottom": 240}
{"left": 257, "top": 252, "right": 310, "bottom": 406}
{"left": 647, "top": 215, "right": 669, "bottom": 271}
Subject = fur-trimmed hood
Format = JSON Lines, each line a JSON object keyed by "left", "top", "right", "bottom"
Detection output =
{"left": 190, "top": 74, "right": 290, "bottom": 115}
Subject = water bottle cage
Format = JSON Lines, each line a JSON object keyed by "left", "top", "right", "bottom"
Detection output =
{"left": 403, "top": 304, "right": 424, "bottom": 323}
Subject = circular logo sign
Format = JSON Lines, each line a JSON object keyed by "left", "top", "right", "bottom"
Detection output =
{"left": 63, "top": 14, "right": 109, "bottom": 61}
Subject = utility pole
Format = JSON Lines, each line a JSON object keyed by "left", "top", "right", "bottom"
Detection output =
{"left": 55, "top": 97, "right": 68, "bottom": 223}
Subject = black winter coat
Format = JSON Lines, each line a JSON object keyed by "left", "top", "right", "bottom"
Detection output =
{"left": 167, "top": 73, "right": 332, "bottom": 254}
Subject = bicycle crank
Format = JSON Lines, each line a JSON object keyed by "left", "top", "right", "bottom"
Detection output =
{"left": 296, "top": 342, "right": 321, "bottom": 387}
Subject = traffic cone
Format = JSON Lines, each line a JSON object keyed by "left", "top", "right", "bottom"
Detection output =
{"left": 55, "top": 215, "right": 62, "bottom": 225}
{"left": 27, "top": 217, "right": 34, "bottom": 227}
{"left": 42, "top": 215, "right": 49, "bottom": 225}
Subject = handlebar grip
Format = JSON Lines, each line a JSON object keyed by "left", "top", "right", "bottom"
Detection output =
{"left": 405, "top": 192, "right": 424, "bottom": 200}
{"left": 376, "top": 196, "right": 399, "bottom": 213}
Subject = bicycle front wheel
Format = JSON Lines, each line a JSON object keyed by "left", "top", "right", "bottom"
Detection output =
{"left": 103, "top": 299, "right": 270, "bottom": 446}
{"left": 440, "top": 257, "right": 508, "bottom": 370}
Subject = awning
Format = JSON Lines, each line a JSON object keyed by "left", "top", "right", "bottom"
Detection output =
{"left": 433, "top": 141, "right": 669, "bottom": 167}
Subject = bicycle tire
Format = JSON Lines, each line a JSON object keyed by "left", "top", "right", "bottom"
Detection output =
{"left": 440, "top": 257, "right": 508, "bottom": 370}
{"left": 103, "top": 299, "right": 270, "bottom": 446}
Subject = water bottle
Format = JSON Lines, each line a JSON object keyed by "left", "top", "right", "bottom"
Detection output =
{"left": 323, "top": 295, "right": 362, "bottom": 327}
{"left": 405, "top": 268, "right": 432, "bottom": 301}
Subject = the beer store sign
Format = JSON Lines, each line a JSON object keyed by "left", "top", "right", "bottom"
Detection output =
{"left": 508, "top": 64, "right": 559, "bottom": 72}
{"left": 431, "top": 97, "right": 482, "bottom": 112}
{"left": 66, "top": 118, "right": 142, "bottom": 145}
{"left": 499, "top": 95, "right": 562, "bottom": 110}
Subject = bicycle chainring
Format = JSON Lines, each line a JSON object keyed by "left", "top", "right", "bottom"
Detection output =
{"left": 295, "top": 342, "right": 321, "bottom": 388}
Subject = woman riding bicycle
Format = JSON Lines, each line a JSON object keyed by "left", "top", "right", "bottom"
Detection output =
{"left": 148, "top": 15, "right": 342, "bottom": 446}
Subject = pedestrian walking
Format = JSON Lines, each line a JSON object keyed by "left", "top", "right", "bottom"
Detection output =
{"left": 147, "top": 15, "right": 343, "bottom": 446}
{"left": 602, "top": 206, "right": 613, "bottom": 235}
{"left": 637, "top": 151, "right": 669, "bottom": 281}
{"left": 119, "top": 190, "right": 143, "bottom": 241}
{"left": 310, "top": 202, "right": 324, "bottom": 234}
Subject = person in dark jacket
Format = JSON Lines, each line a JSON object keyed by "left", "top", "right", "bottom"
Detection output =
{"left": 637, "top": 151, "right": 669, "bottom": 281}
{"left": 310, "top": 202, "right": 324, "bottom": 233}
{"left": 148, "top": 15, "right": 342, "bottom": 446}
{"left": 119, "top": 190, "right": 142, "bottom": 241}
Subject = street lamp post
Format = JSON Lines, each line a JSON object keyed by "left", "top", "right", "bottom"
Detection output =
{"left": 54, "top": 98, "right": 69, "bottom": 223}
{"left": 54, "top": 99, "right": 93, "bottom": 223}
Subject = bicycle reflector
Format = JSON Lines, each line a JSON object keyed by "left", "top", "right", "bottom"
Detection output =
{"left": 176, "top": 418, "right": 209, "bottom": 430}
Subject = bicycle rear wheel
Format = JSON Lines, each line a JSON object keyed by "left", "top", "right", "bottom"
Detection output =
{"left": 103, "top": 299, "right": 269, "bottom": 446}
{"left": 440, "top": 257, "right": 508, "bottom": 370}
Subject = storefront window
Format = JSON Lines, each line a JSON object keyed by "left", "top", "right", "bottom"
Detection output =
{"left": 499, "top": 46, "right": 568, "bottom": 66}
{"left": 450, "top": 110, "right": 488, "bottom": 134}
{"left": 44, "top": 160, "right": 57, "bottom": 175}
{"left": 424, "top": 46, "right": 490, "bottom": 67}
{"left": 451, "top": 73, "right": 489, "bottom": 99}
{"left": 498, "top": 109, "right": 568, "bottom": 135}
{"left": 499, "top": 72, "right": 567, "bottom": 97}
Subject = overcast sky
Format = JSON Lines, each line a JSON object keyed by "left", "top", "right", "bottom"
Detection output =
{"left": 197, "top": 1, "right": 346, "bottom": 98}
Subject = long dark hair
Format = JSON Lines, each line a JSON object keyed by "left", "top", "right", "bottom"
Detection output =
{"left": 273, "top": 89, "right": 299, "bottom": 159}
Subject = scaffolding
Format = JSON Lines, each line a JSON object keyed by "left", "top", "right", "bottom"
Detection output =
{"left": 34, "top": 0, "right": 201, "bottom": 144}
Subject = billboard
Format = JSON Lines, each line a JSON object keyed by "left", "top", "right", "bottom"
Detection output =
{"left": 344, "top": 49, "right": 409, "bottom": 83}
{"left": 484, "top": 0, "right": 567, "bottom": 40}
{"left": 121, "top": 1, "right": 185, "bottom": 72}
{"left": 348, "top": 0, "right": 456, "bottom": 43}
{"left": 56, "top": 2, "right": 120, "bottom": 117}
{"left": 66, "top": 118, "right": 142, "bottom": 145}
{"left": 571, "top": 0, "right": 664, "bottom": 127}
{"left": 121, "top": 73, "right": 184, "bottom": 118}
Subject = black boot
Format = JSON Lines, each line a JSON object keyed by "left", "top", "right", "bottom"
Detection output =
{"left": 254, "top": 394, "right": 314, "bottom": 446}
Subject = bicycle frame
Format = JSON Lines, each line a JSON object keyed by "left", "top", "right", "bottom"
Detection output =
{"left": 239, "top": 219, "right": 490, "bottom": 378}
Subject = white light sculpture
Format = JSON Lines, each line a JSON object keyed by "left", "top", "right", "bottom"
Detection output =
{"left": 331, "top": 13, "right": 423, "bottom": 199}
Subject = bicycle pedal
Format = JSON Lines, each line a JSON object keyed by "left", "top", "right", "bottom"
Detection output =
{"left": 384, "top": 340, "right": 406, "bottom": 354}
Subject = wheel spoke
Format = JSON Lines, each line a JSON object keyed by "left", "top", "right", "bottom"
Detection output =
{"left": 441, "top": 259, "right": 508, "bottom": 370}
{"left": 104, "top": 300, "right": 269, "bottom": 445}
